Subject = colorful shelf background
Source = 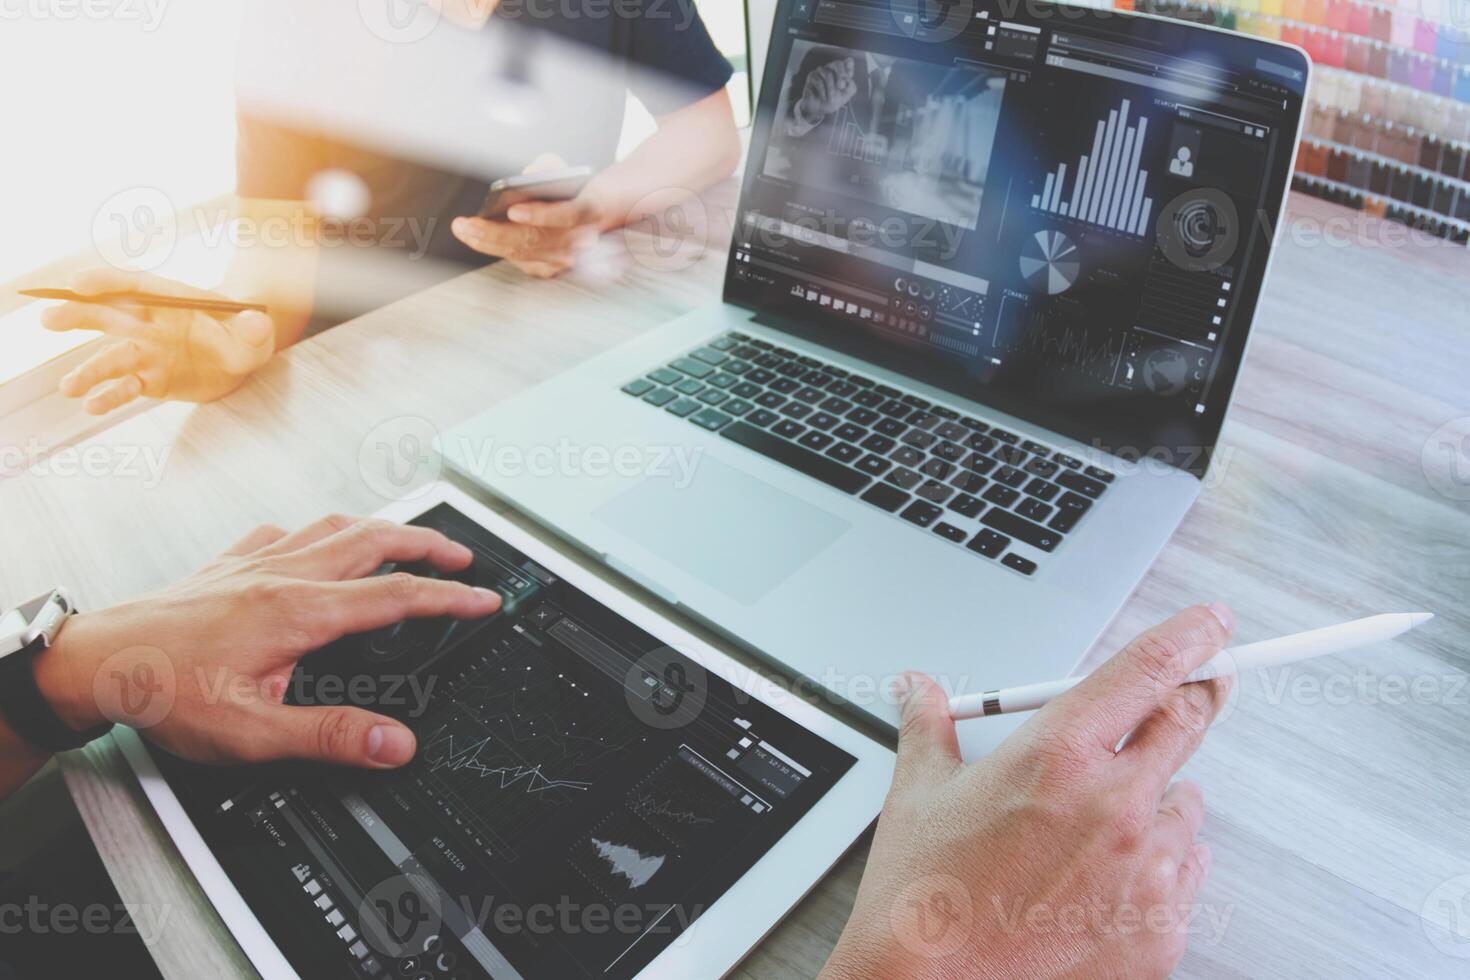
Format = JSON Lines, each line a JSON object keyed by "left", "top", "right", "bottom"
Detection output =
{"left": 1114, "top": 0, "right": 1470, "bottom": 243}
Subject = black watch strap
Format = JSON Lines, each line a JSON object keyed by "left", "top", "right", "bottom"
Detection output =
{"left": 0, "top": 630, "right": 113, "bottom": 753}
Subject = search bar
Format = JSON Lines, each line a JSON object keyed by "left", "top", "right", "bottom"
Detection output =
{"left": 1043, "top": 53, "right": 1266, "bottom": 114}
{"left": 814, "top": 0, "right": 910, "bottom": 38}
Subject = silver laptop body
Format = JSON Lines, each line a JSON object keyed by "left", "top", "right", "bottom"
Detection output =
{"left": 443, "top": 0, "right": 1307, "bottom": 757}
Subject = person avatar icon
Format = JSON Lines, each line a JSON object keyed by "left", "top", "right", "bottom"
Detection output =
{"left": 1170, "top": 145, "right": 1195, "bottom": 178}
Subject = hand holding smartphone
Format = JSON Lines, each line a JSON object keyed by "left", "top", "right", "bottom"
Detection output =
{"left": 454, "top": 161, "right": 603, "bottom": 276}
{"left": 478, "top": 165, "right": 593, "bottom": 219}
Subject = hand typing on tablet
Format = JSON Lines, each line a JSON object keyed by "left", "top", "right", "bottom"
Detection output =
{"left": 0, "top": 516, "right": 499, "bottom": 795}
{"left": 821, "top": 604, "right": 1234, "bottom": 980}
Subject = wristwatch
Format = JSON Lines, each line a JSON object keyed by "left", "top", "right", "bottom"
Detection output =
{"left": 0, "top": 589, "right": 112, "bottom": 751}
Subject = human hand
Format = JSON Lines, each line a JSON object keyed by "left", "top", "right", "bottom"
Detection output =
{"left": 40, "top": 268, "right": 276, "bottom": 415}
{"left": 822, "top": 604, "right": 1235, "bottom": 980}
{"left": 451, "top": 154, "right": 608, "bottom": 278}
{"left": 32, "top": 515, "right": 501, "bottom": 769}
{"left": 794, "top": 57, "right": 858, "bottom": 132}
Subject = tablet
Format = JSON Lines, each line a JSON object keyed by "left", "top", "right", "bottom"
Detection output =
{"left": 116, "top": 483, "right": 893, "bottom": 979}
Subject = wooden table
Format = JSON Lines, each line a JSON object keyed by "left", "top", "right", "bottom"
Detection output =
{"left": 2, "top": 189, "right": 1468, "bottom": 978}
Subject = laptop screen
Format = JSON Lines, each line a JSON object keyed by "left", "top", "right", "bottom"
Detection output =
{"left": 725, "top": 0, "right": 1307, "bottom": 477}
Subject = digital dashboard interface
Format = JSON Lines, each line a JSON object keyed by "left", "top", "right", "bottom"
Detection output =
{"left": 728, "top": 0, "right": 1307, "bottom": 475}
{"left": 147, "top": 504, "right": 857, "bottom": 979}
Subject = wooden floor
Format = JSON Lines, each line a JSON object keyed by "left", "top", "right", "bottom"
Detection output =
{"left": 0, "top": 191, "right": 1467, "bottom": 978}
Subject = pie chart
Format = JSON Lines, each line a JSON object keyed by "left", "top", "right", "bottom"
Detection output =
{"left": 1019, "top": 230, "right": 1080, "bottom": 295}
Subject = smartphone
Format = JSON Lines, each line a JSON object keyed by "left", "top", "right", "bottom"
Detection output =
{"left": 478, "top": 165, "right": 593, "bottom": 219}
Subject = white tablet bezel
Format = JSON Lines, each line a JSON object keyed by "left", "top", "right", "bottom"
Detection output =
{"left": 117, "top": 481, "right": 895, "bottom": 980}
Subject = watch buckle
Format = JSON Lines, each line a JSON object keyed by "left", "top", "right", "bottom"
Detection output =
{"left": 26, "top": 590, "right": 74, "bottom": 649}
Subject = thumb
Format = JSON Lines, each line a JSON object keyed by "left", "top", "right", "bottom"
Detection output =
{"left": 253, "top": 703, "right": 417, "bottom": 769}
{"left": 218, "top": 310, "right": 276, "bottom": 374}
{"left": 233, "top": 309, "right": 274, "bottom": 347}
{"left": 893, "top": 672, "right": 961, "bottom": 780}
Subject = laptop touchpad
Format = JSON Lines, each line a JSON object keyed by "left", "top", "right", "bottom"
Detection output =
{"left": 593, "top": 457, "right": 849, "bottom": 606}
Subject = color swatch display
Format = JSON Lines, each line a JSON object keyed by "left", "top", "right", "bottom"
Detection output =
{"left": 1117, "top": 0, "right": 1470, "bottom": 243}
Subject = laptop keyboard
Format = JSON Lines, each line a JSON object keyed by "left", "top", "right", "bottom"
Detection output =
{"left": 619, "top": 331, "right": 1115, "bottom": 577}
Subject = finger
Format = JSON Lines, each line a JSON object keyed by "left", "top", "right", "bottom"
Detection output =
{"left": 59, "top": 341, "right": 144, "bottom": 398}
{"left": 1039, "top": 604, "right": 1233, "bottom": 753}
{"left": 252, "top": 514, "right": 364, "bottom": 557}
{"left": 288, "top": 521, "right": 476, "bottom": 581}
{"left": 810, "top": 73, "right": 829, "bottom": 105}
{"left": 542, "top": 229, "right": 599, "bottom": 263}
{"left": 513, "top": 259, "right": 568, "bottom": 279}
{"left": 221, "top": 523, "right": 289, "bottom": 557}
{"left": 249, "top": 703, "right": 418, "bottom": 768}
{"left": 307, "top": 574, "right": 501, "bottom": 637}
{"left": 506, "top": 196, "right": 602, "bottom": 229}
{"left": 451, "top": 216, "right": 554, "bottom": 260}
{"left": 71, "top": 267, "right": 220, "bottom": 301}
{"left": 892, "top": 672, "right": 961, "bottom": 784}
{"left": 82, "top": 374, "right": 145, "bottom": 415}
{"left": 41, "top": 302, "right": 152, "bottom": 340}
{"left": 1154, "top": 780, "right": 1205, "bottom": 854}
{"left": 1122, "top": 672, "right": 1233, "bottom": 792}
{"left": 214, "top": 309, "right": 276, "bottom": 375}
{"left": 1176, "top": 842, "right": 1212, "bottom": 903}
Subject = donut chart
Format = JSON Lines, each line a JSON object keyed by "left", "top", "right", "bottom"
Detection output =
{"left": 1019, "top": 229, "right": 1080, "bottom": 295}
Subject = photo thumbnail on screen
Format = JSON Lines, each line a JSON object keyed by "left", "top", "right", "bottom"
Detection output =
{"left": 763, "top": 40, "right": 1006, "bottom": 232}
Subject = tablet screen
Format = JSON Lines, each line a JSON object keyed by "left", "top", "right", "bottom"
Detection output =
{"left": 146, "top": 503, "right": 858, "bottom": 979}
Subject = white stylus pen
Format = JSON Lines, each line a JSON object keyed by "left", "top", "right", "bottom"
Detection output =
{"left": 948, "top": 612, "right": 1435, "bottom": 721}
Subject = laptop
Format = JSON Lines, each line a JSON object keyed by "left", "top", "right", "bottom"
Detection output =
{"left": 442, "top": 0, "right": 1308, "bottom": 756}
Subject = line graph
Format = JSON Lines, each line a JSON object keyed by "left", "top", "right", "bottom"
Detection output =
{"left": 567, "top": 746, "right": 755, "bottom": 905}
{"left": 420, "top": 728, "right": 592, "bottom": 796}
{"left": 993, "top": 306, "right": 1125, "bottom": 382}
{"left": 388, "top": 628, "right": 648, "bottom": 862}
{"left": 1025, "top": 322, "right": 1126, "bottom": 372}
{"left": 628, "top": 789, "right": 718, "bottom": 827}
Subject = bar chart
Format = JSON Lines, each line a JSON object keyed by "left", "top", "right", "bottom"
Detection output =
{"left": 1031, "top": 98, "right": 1155, "bottom": 236}
{"left": 828, "top": 104, "right": 890, "bottom": 164}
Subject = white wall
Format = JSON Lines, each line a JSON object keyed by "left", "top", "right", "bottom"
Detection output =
{"left": 0, "top": 3, "right": 247, "bottom": 285}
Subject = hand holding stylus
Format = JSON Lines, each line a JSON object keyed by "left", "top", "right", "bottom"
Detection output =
{"left": 823, "top": 604, "right": 1235, "bottom": 980}
{"left": 37, "top": 268, "right": 277, "bottom": 415}
{"left": 949, "top": 612, "right": 1434, "bottom": 720}
{"left": 788, "top": 57, "right": 858, "bottom": 136}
